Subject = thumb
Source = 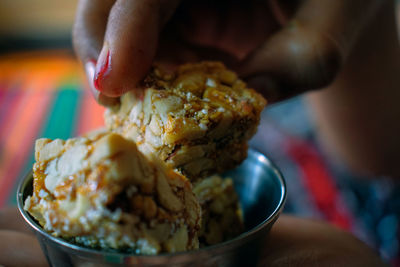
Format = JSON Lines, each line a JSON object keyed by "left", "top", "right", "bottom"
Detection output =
{"left": 240, "top": 0, "right": 382, "bottom": 102}
{"left": 95, "top": 0, "right": 180, "bottom": 97}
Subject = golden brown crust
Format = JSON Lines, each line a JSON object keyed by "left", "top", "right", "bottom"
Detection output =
{"left": 105, "top": 61, "right": 266, "bottom": 180}
{"left": 25, "top": 132, "right": 201, "bottom": 254}
{"left": 193, "top": 175, "right": 244, "bottom": 246}
{"left": 26, "top": 62, "right": 255, "bottom": 254}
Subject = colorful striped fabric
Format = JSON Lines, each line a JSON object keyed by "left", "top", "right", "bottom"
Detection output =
{"left": 0, "top": 50, "right": 105, "bottom": 206}
{"left": 252, "top": 100, "right": 400, "bottom": 266}
{"left": 0, "top": 50, "right": 398, "bottom": 265}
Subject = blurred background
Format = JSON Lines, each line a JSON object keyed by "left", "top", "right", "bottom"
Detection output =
{"left": 0, "top": 1, "right": 399, "bottom": 265}
{"left": 0, "top": 0, "right": 105, "bottom": 207}
{"left": 0, "top": 0, "right": 77, "bottom": 52}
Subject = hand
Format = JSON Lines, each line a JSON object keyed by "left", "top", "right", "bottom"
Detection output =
{"left": 73, "top": 0, "right": 383, "bottom": 104}
{"left": 0, "top": 207, "right": 384, "bottom": 266}
{"left": 0, "top": 207, "right": 48, "bottom": 267}
{"left": 260, "top": 215, "right": 385, "bottom": 267}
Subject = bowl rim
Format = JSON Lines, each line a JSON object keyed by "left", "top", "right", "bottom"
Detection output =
{"left": 17, "top": 149, "right": 286, "bottom": 258}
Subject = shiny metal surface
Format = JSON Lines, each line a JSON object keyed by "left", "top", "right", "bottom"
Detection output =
{"left": 17, "top": 149, "right": 286, "bottom": 267}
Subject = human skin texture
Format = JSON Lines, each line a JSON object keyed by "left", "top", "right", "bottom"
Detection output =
{"left": 0, "top": 208, "right": 385, "bottom": 266}
{"left": 73, "top": 0, "right": 384, "bottom": 104}
{"left": 306, "top": 0, "right": 400, "bottom": 177}
{"left": 72, "top": 0, "right": 399, "bottom": 177}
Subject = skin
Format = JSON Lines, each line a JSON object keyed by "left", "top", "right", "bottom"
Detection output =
{"left": 72, "top": 0, "right": 384, "bottom": 103}
{"left": 73, "top": 0, "right": 400, "bottom": 178}
{"left": 306, "top": 0, "right": 400, "bottom": 177}
{"left": 0, "top": 207, "right": 48, "bottom": 267}
{"left": 73, "top": 0, "right": 400, "bottom": 177}
{"left": 2, "top": 0, "right": 387, "bottom": 265}
{"left": 68, "top": 0, "right": 394, "bottom": 264}
{"left": 0, "top": 208, "right": 385, "bottom": 266}
{"left": 260, "top": 215, "right": 386, "bottom": 267}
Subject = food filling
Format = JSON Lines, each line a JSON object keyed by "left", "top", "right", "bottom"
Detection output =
{"left": 25, "top": 131, "right": 201, "bottom": 254}
{"left": 25, "top": 61, "right": 265, "bottom": 254}
{"left": 105, "top": 62, "right": 266, "bottom": 180}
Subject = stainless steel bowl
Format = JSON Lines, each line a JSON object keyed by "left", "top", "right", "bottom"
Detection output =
{"left": 17, "top": 149, "right": 286, "bottom": 267}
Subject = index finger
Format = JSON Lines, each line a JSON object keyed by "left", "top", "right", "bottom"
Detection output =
{"left": 93, "top": 0, "right": 180, "bottom": 97}
{"left": 73, "top": 0, "right": 115, "bottom": 64}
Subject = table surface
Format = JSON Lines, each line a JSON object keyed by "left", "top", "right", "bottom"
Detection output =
{"left": 0, "top": 50, "right": 398, "bottom": 264}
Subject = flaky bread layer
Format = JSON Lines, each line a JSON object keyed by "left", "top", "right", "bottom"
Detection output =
{"left": 25, "top": 131, "right": 201, "bottom": 254}
{"left": 105, "top": 61, "right": 266, "bottom": 180}
{"left": 193, "top": 175, "right": 244, "bottom": 246}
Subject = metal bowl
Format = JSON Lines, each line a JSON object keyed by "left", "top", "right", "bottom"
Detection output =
{"left": 17, "top": 149, "right": 286, "bottom": 267}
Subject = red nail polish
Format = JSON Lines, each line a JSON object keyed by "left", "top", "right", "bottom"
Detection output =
{"left": 94, "top": 45, "right": 111, "bottom": 91}
{"left": 85, "top": 60, "right": 99, "bottom": 98}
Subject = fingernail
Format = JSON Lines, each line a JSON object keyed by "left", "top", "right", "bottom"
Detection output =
{"left": 85, "top": 60, "right": 99, "bottom": 98}
{"left": 246, "top": 75, "right": 279, "bottom": 103}
{"left": 94, "top": 42, "right": 111, "bottom": 92}
{"left": 85, "top": 59, "right": 119, "bottom": 107}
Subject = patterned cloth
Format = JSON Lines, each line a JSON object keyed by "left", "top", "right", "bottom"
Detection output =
{"left": 0, "top": 51, "right": 105, "bottom": 207}
{"left": 252, "top": 100, "right": 400, "bottom": 266}
{"left": 0, "top": 51, "right": 398, "bottom": 265}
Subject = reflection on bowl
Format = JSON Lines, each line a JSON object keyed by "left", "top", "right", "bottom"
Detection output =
{"left": 17, "top": 149, "right": 286, "bottom": 267}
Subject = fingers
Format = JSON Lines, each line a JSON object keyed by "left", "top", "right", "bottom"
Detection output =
{"left": 73, "top": 0, "right": 115, "bottom": 63}
{"left": 155, "top": 36, "right": 240, "bottom": 70}
{"left": 261, "top": 215, "right": 385, "bottom": 266}
{"left": 73, "top": 0, "right": 117, "bottom": 106}
{"left": 84, "top": 60, "right": 120, "bottom": 106}
{"left": 240, "top": 0, "right": 383, "bottom": 102}
{"left": 94, "top": 0, "right": 180, "bottom": 97}
{"left": 0, "top": 230, "right": 48, "bottom": 267}
{"left": 0, "top": 208, "right": 48, "bottom": 266}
